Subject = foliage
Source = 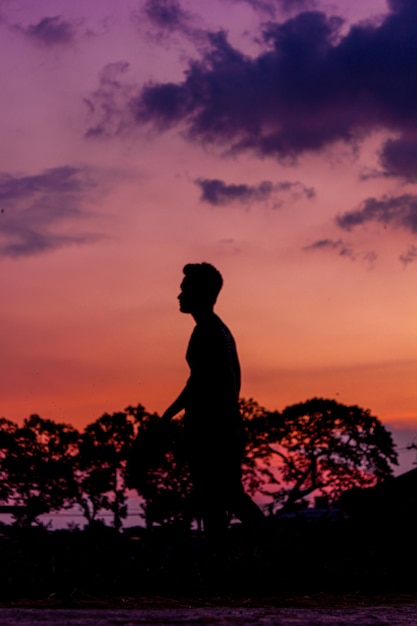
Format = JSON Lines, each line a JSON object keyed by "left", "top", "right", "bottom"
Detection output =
{"left": 254, "top": 398, "right": 398, "bottom": 511}
{"left": 0, "top": 415, "right": 78, "bottom": 526}
{"left": 125, "top": 414, "right": 192, "bottom": 529}
{"left": 239, "top": 398, "right": 278, "bottom": 496}
{"left": 72, "top": 404, "right": 149, "bottom": 529}
{"left": 0, "top": 397, "right": 399, "bottom": 527}
{"left": 0, "top": 418, "right": 18, "bottom": 503}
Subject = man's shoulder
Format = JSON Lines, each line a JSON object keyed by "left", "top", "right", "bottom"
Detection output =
{"left": 191, "top": 314, "right": 232, "bottom": 344}
{"left": 200, "top": 314, "right": 233, "bottom": 336}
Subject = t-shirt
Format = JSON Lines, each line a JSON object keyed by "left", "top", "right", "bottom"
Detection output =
{"left": 183, "top": 313, "right": 242, "bottom": 431}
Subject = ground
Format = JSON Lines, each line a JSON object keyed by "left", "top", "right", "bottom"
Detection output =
{"left": 2, "top": 604, "right": 417, "bottom": 625}
{"left": 2, "top": 595, "right": 417, "bottom": 625}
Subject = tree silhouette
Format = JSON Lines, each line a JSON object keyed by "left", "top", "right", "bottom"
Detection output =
{"left": 0, "top": 418, "right": 18, "bottom": 504}
{"left": 0, "top": 415, "right": 78, "bottom": 526}
{"left": 0, "top": 397, "right": 399, "bottom": 529}
{"left": 73, "top": 405, "right": 148, "bottom": 530}
{"left": 239, "top": 398, "right": 276, "bottom": 497}
{"left": 254, "top": 398, "right": 398, "bottom": 512}
{"left": 125, "top": 413, "right": 192, "bottom": 530}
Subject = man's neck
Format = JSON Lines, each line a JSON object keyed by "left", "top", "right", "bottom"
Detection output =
{"left": 192, "top": 308, "right": 215, "bottom": 324}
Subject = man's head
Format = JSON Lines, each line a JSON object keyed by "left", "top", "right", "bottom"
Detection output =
{"left": 178, "top": 263, "right": 223, "bottom": 314}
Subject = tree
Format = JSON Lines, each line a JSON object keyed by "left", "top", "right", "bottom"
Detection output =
{"left": 239, "top": 398, "right": 277, "bottom": 497}
{"left": 246, "top": 398, "right": 398, "bottom": 512}
{"left": 125, "top": 413, "right": 192, "bottom": 530}
{"left": 0, "top": 415, "right": 79, "bottom": 526}
{"left": 0, "top": 418, "right": 18, "bottom": 504}
{"left": 72, "top": 405, "right": 150, "bottom": 530}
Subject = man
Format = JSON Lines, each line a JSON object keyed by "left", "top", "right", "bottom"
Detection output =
{"left": 162, "top": 262, "right": 264, "bottom": 541}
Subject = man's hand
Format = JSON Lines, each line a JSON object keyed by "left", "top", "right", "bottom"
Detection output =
{"left": 161, "top": 387, "right": 187, "bottom": 422}
{"left": 161, "top": 406, "right": 177, "bottom": 422}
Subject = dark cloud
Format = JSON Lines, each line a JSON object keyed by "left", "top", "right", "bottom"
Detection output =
{"left": 337, "top": 195, "right": 417, "bottom": 234}
{"left": 0, "top": 166, "right": 101, "bottom": 258}
{"left": 142, "top": 0, "right": 190, "bottom": 32}
{"left": 304, "top": 238, "right": 343, "bottom": 250}
{"left": 388, "top": 0, "right": 417, "bottom": 17}
{"left": 19, "top": 16, "right": 75, "bottom": 46}
{"left": 276, "top": 180, "right": 315, "bottom": 199}
{"left": 380, "top": 137, "right": 417, "bottom": 181}
{"left": 132, "top": 0, "right": 417, "bottom": 171}
{"left": 399, "top": 244, "right": 417, "bottom": 267}
{"left": 195, "top": 178, "right": 314, "bottom": 206}
{"left": 303, "top": 238, "right": 356, "bottom": 259}
{"left": 196, "top": 179, "right": 273, "bottom": 205}
{"left": 137, "top": 0, "right": 204, "bottom": 46}
{"left": 303, "top": 238, "right": 380, "bottom": 266}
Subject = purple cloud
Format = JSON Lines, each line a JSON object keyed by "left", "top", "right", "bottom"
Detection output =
{"left": 84, "top": 62, "right": 134, "bottom": 138}
{"left": 196, "top": 179, "right": 273, "bottom": 205}
{"left": 303, "top": 238, "right": 356, "bottom": 260}
{"left": 380, "top": 137, "right": 417, "bottom": 181}
{"left": 142, "top": 0, "right": 190, "bottom": 32}
{"left": 337, "top": 195, "right": 417, "bottom": 234}
{"left": 276, "top": 0, "right": 317, "bottom": 12}
{"left": 226, "top": 0, "right": 277, "bottom": 17}
{"left": 19, "top": 16, "right": 75, "bottom": 46}
{"left": 131, "top": 0, "right": 417, "bottom": 173}
{"left": 303, "top": 239, "right": 381, "bottom": 266}
{"left": 195, "top": 178, "right": 314, "bottom": 206}
{"left": 136, "top": 0, "right": 204, "bottom": 47}
{"left": 226, "top": 0, "right": 317, "bottom": 18}
{"left": 0, "top": 166, "right": 101, "bottom": 258}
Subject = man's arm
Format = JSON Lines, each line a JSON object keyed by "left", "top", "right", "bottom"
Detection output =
{"left": 161, "top": 385, "right": 188, "bottom": 421}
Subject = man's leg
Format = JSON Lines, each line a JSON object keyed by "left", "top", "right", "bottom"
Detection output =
{"left": 231, "top": 490, "right": 266, "bottom": 528}
{"left": 189, "top": 451, "right": 229, "bottom": 544}
{"left": 224, "top": 452, "right": 266, "bottom": 531}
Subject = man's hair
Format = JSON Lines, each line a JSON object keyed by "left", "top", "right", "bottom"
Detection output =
{"left": 183, "top": 262, "right": 223, "bottom": 306}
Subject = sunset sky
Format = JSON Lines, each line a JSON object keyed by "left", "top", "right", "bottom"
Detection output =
{"left": 1, "top": 0, "right": 416, "bottom": 470}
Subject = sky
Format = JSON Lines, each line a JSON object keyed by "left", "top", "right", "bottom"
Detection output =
{"left": 1, "top": 0, "right": 416, "bottom": 472}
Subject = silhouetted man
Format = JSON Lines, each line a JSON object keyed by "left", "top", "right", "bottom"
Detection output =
{"left": 162, "top": 262, "right": 265, "bottom": 542}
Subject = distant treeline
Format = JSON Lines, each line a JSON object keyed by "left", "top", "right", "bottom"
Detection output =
{"left": 0, "top": 398, "right": 397, "bottom": 529}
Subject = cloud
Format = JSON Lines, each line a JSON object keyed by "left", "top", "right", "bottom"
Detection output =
{"left": 142, "top": 0, "right": 191, "bottom": 33}
{"left": 399, "top": 244, "right": 417, "bottom": 267}
{"left": 16, "top": 16, "right": 76, "bottom": 46}
{"left": 195, "top": 177, "right": 314, "bottom": 206}
{"left": 303, "top": 238, "right": 380, "bottom": 266}
{"left": 0, "top": 166, "right": 102, "bottom": 258}
{"left": 379, "top": 137, "right": 417, "bottom": 181}
{"left": 276, "top": 0, "right": 317, "bottom": 12}
{"left": 136, "top": 0, "right": 204, "bottom": 47}
{"left": 84, "top": 62, "right": 136, "bottom": 138}
{"left": 226, "top": 0, "right": 317, "bottom": 18}
{"left": 131, "top": 0, "right": 417, "bottom": 169}
{"left": 196, "top": 179, "right": 273, "bottom": 205}
{"left": 225, "top": 0, "right": 277, "bottom": 17}
{"left": 337, "top": 195, "right": 417, "bottom": 234}
{"left": 303, "top": 238, "right": 356, "bottom": 260}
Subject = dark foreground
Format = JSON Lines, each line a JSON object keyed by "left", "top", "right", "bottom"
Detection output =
{"left": 1, "top": 512, "right": 417, "bottom": 610}
{"left": 2, "top": 604, "right": 417, "bottom": 625}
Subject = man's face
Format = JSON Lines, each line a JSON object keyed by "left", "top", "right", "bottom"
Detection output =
{"left": 178, "top": 278, "right": 196, "bottom": 314}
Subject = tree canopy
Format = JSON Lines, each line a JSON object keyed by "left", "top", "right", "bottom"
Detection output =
{"left": 243, "top": 397, "right": 398, "bottom": 511}
{"left": 0, "top": 397, "right": 398, "bottom": 527}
